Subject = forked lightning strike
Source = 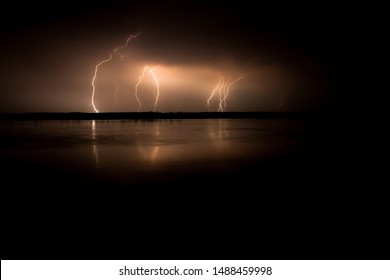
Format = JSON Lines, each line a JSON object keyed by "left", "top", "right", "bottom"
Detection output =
{"left": 91, "top": 53, "right": 113, "bottom": 113}
{"left": 207, "top": 74, "right": 244, "bottom": 112}
{"left": 218, "top": 76, "right": 226, "bottom": 112}
{"left": 113, "top": 34, "right": 138, "bottom": 59}
{"left": 207, "top": 74, "right": 222, "bottom": 112}
{"left": 220, "top": 75, "right": 245, "bottom": 112}
{"left": 134, "top": 65, "right": 160, "bottom": 112}
{"left": 91, "top": 33, "right": 139, "bottom": 113}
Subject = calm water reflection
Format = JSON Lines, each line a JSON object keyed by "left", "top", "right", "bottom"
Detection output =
{"left": 0, "top": 119, "right": 307, "bottom": 187}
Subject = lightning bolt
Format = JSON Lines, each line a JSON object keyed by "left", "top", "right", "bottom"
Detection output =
{"left": 219, "top": 75, "right": 245, "bottom": 112}
{"left": 113, "top": 33, "right": 139, "bottom": 58}
{"left": 149, "top": 66, "right": 160, "bottom": 111}
{"left": 114, "top": 83, "right": 118, "bottom": 105}
{"left": 207, "top": 74, "right": 244, "bottom": 112}
{"left": 91, "top": 33, "right": 139, "bottom": 113}
{"left": 207, "top": 74, "right": 222, "bottom": 112}
{"left": 91, "top": 53, "right": 113, "bottom": 113}
{"left": 218, "top": 76, "right": 226, "bottom": 112}
{"left": 134, "top": 65, "right": 160, "bottom": 112}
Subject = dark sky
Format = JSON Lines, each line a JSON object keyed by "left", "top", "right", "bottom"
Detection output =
{"left": 0, "top": 0, "right": 370, "bottom": 113}
{"left": 0, "top": 0, "right": 386, "bottom": 260}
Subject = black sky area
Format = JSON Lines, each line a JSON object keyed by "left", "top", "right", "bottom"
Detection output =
{"left": 0, "top": 0, "right": 375, "bottom": 115}
{"left": 2, "top": 1, "right": 343, "bottom": 65}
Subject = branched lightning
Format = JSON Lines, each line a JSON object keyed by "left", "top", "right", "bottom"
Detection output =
{"left": 207, "top": 74, "right": 222, "bottom": 112}
{"left": 220, "top": 75, "right": 244, "bottom": 112}
{"left": 91, "top": 53, "right": 113, "bottom": 113}
{"left": 91, "top": 33, "right": 139, "bottom": 113}
{"left": 113, "top": 33, "right": 139, "bottom": 59}
{"left": 134, "top": 65, "right": 160, "bottom": 112}
{"left": 218, "top": 76, "right": 226, "bottom": 112}
{"left": 207, "top": 74, "right": 244, "bottom": 112}
{"left": 149, "top": 66, "right": 160, "bottom": 111}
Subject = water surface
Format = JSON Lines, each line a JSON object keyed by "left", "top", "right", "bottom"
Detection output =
{"left": 2, "top": 117, "right": 342, "bottom": 259}
{"left": 0, "top": 119, "right": 308, "bottom": 188}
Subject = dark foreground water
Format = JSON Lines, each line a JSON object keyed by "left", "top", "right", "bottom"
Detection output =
{"left": 0, "top": 119, "right": 308, "bottom": 188}
{"left": 1, "top": 118, "right": 380, "bottom": 259}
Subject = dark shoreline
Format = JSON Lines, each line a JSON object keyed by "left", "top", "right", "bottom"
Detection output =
{"left": 0, "top": 111, "right": 320, "bottom": 121}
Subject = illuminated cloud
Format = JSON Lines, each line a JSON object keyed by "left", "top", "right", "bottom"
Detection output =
{"left": 0, "top": 2, "right": 332, "bottom": 113}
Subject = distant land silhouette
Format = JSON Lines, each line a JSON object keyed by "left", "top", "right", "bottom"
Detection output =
{"left": 0, "top": 111, "right": 319, "bottom": 120}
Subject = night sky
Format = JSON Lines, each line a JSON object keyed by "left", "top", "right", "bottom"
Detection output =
{"left": 0, "top": 1, "right": 386, "bottom": 260}
{"left": 0, "top": 0, "right": 359, "bottom": 113}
